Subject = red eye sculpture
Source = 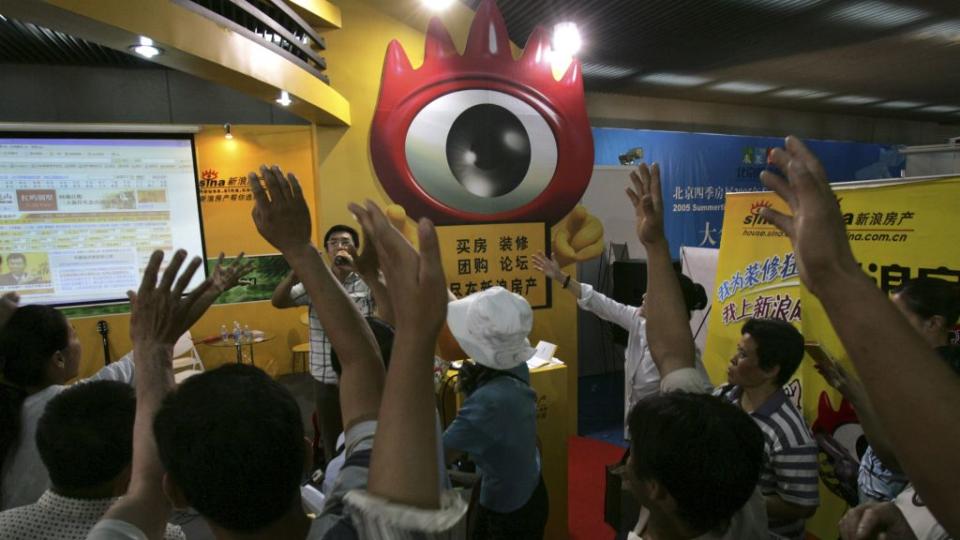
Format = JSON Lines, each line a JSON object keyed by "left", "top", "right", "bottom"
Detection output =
{"left": 369, "top": 0, "right": 594, "bottom": 225}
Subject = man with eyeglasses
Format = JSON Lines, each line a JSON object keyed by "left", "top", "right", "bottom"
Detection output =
{"left": 271, "top": 224, "right": 380, "bottom": 466}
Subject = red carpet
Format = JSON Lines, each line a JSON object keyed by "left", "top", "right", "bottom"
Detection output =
{"left": 568, "top": 436, "right": 627, "bottom": 540}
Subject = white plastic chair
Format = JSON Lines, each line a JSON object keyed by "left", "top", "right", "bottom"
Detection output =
{"left": 172, "top": 331, "right": 205, "bottom": 384}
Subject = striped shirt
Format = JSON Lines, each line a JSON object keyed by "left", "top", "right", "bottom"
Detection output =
{"left": 716, "top": 385, "right": 819, "bottom": 540}
{"left": 290, "top": 273, "right": 375, "bottom": 384}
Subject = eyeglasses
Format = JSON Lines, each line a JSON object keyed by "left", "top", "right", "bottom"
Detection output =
{"left": 325, "top": 239, "right": 354, "bottom": 248}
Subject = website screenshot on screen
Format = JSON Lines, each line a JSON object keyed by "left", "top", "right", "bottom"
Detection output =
{"left": 0, "top": 137, "right": 205, "bottom": 306}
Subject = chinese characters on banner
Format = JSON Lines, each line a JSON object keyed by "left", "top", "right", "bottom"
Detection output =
{"left": 436, "top": 222, "right": 550, "bottom": 308}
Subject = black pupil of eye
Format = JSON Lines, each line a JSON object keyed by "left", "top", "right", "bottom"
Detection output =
{"left": 445, "top": 103, "right": 531, "bottom": 198}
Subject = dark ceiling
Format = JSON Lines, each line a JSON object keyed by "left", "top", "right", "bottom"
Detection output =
{"left": 1, "top": 1, "right": 959, "bottom": 124}
{"left": 461, "top": 0, "right": 960, "bottom": 124}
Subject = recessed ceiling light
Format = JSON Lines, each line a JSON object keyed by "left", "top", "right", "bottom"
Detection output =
{"left": 875, "top": 101, "right": 926, "bottom": 109}
{"left": 129, "top": 36, "right": 162, "bottom": 59}
{"left": 919, "top": 105, "right": 960, "bottom": 113}
{"left": 422, "top": 0, "right": 455, "bottom": 10}
{"left": 772, "top": 88, "right": 832, "bottom": 99}
{"left": 912, "top": 20, "right": 960, "bottom": 42}
{"left": 827, "top": 95, "right": 882, "bottom": 105}
{"left": 582, "top": 63, "right": 633, "bottom": 79}
{"left": 710, "top": 81, "right": 776, "bottom": 94}
{"left": 639, "top": 73, "right": 712, "bottom": 87}
{"left": 829, "top": 1, "right": 929, "bottom": 29}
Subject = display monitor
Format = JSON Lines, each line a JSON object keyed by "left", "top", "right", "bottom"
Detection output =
{"left": 0, "top": 133, "right": 206, "bottom": 306}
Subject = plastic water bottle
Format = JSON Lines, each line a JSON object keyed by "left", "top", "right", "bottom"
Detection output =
{"left": 220, "top": 325, "right": 228, "bottom": 343}
{"left": 243, "top": 324, "right": 252, "bottom": 343}
{"left": 233, "top": 321, "right": 241, "bottom": 343}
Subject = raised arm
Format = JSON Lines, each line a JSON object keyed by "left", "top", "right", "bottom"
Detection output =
{"left": 760, "top": 136, "right": 960, "bottom": 536}
{"left": 350, "top": 201, "right": 445, "bottom": 509}
{"left": 813, "top": 353, "right": 900, "bottom": 470}
{"left": 627, "top": 163, "right": 697, "bottom": 378}
{"left": 347, "top": 227, "right": 395, "bottom": 327}
{"left": 182, "top": 252, "right": 253, "bottom": 329}
{"left": 271, "top": 270, "right": 300, "bottom": 309}
{"left": 533, "top": 250, "right": 641, "bottom": 329}
{"left": 250, "top": 166, "right": 384, "bottom": 431}
{"left": 98, "top": 250, "right": 214, "bottom": 539}
{"left": 532, "top": 251, "right": 583, "bottom": 299}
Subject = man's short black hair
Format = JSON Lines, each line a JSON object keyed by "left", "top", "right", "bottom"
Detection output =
{"left": 628, "top": 392, "right": 764, "bottom": 533}
{"left": 36, "top": 380, "right": 136, "bottom": 491}
{"left": 742, "top": 318, "right": 805, "bottom": 386}
{"left": 154, "top": 364, "right": 305, "bottom": 532}
{"left": 7, "top": 253, "right": 25, "bottom": 263}
{"left": 331, "top": 316, "right": 394, "bottom": 377}
{"left": 323, "top": 224, "right": 359, "bottom": 249}
{"left": 892, "top": 277, "right": 960, "bottom": 327}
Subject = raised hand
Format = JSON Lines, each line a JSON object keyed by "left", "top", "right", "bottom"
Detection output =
{"left": 349, "top": 201, "right": 447, "bottom": 333}
{"left": 345, "top": 238, "right": 379, "bottom": 279}
{"left": 626, "top": 163, "right": 666, "bottom": 246}
{"left": 839, "top": 502, "right": 917, "bottom": 540}
{"left": 210, "top": 252, "right": 254, "bottom": 293}
{"left": 759, "top": 136, "right": 860, "bottom": 295}
{"left": 532, "top": 250, "right": 564, "bottom": 281}
{"left": 248, "top": 166, "right": 312, "bottom": 255}
{"left": 128, "top": 250, "right": 212, "bottom": 348}
{"left": 0, "top": 292, "right": 19, "bottom": 331}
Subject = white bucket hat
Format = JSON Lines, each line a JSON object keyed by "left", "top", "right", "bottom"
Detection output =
{"left": 446, "top": 286, "right": 536, "bottom": 370}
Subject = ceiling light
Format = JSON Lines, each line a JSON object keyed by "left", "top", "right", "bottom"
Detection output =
{"left": 827, "top": 95, "right": 882, "bottom": 105}
{"left": 710, "top": 81, "right": 776, "bottom": 94}
{"left": 725, "top": 0, "right": 825, "bottom": 11}
{"left": 129, "top": 36, "right": 162, "bottom": 59}
{"left": 276, "top": 90, "right": 292, "bottom": 107}
{"left": 772, "top": 88, "right": 831, "bottom": 99}
{"left": 552, "top": 22, "right": 582, "bottom": 58}
{"left": 919, "top": 105, "right": 960, "bottom": 114}
{"left": 913, "top": 20, "right": 960, "bottom": 42}
{"left": 422, "top": 0, "right": 455, "bottom": 10}
{"left": 829, "top": 1, "right": 929, "bottom": 29}
{"left": 639, "top": 72, "right": 711, "bottom": 87}
{"left": 581, "top": 63, "right": 634, "bottom": 79}
{"left": 224, "top": 123, "right": 233, "bottom": 140}
{"left": 875, "top": 101, "right": 926, "bottom": 109}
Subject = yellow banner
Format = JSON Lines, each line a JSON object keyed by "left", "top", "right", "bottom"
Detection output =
{"left": 436, "top": 222, "right": 550, "bottom": 308}
{"left": 705, "top": 176, "right": 960, "bottom": 539}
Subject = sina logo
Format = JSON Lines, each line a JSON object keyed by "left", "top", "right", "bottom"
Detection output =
{"left": 743, "top": 200, "right": 773, "bottom": 226}
{"left": 201, "top": 169, "right": 219, "bottom": 181}
{"left": 369, "top": 0, "right": 593, "bottom": 225}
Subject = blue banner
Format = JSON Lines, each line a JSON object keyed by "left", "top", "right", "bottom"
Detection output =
{"left": 593, "top": 127, "right": 904, "bottom": 257}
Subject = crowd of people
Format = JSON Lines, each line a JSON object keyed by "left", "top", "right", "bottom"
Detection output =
{"left": 0, "top": 136, "right": 957, "bottom": 540}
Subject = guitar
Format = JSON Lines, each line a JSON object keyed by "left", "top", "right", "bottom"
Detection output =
{"left": 96, "top": 320, "right": 110, "bottom": 366}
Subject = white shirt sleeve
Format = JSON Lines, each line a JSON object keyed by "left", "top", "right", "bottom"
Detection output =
{"left": 86, "top": 519, "right": 149, "bottom": 540}
{"left": 895, "top": 486, "right": 951, "bottom": 540}
{"left": 577, "top": 283, "right": 640, "bottom": 329}
{"left": 290, "top": 283, "right": 311, "bottom": 307}
{"left": 82, "top": 352, "right": 135, "bottom": 385}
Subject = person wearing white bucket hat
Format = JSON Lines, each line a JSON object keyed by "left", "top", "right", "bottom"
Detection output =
{"left": 443, "top": 287, "right": 548, "bottom": 540}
